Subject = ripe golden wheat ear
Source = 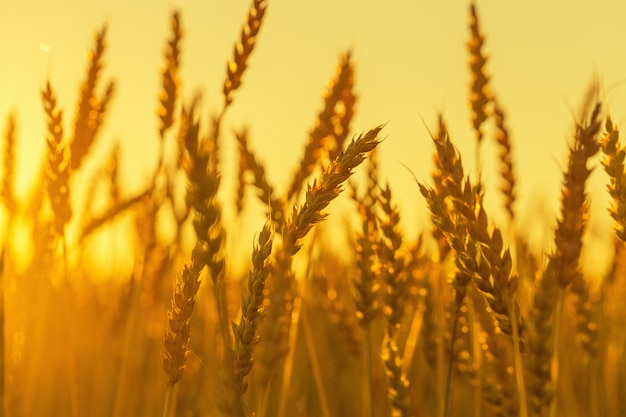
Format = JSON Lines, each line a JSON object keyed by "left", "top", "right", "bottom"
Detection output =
{"left": 287, "top": 52, "right": 356, "bottom": 201}
{"left": 71, "top": 25, "right": 115, "bottom": 172}
{"left": 42, "top": 81, "right": 72, "bottom": 236}
{"left": 158, "top": 11, "right": 182, "bottom": 140}
{"left": 467, "top": 2, "right": 491, "bottom": 146}
{"left": 2, "top": 113, "right": 17, "bottom": 213}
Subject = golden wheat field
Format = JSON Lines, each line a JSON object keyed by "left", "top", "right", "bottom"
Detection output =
{"left": 2, "top": 1, "right": 626, "bottom": 416}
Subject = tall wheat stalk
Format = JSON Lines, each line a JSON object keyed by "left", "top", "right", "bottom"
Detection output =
{"left": 257, "top": 126, "right": 382, "bottom": 417}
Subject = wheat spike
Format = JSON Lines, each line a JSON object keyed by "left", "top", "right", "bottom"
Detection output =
{"left": 232, "top": 222, "right": 274, "bottom": 396}
{"left": 158, "top": 10, "right": 183, "bottom": 139}
{"left": 353, "top": 201, "right": 381, "bottom": 328}
{"left": 601, "top": 114, "right": 626, "bottom": 242}
{"left": 467, "top": 2, "right": 491, "bottom": 144}
{"left": 493, "top": 99, "right": 516, "bottom": 219}
{"left": 258, "top": 125, "right": 382, "bottom": 390}
{"left": 378, "top": 184, "right": 411, "bottom": 417}
{"left": 42, "top": 81, "right": 72, "bottom": 235}
{"left": 287, "top": 52, "right": 356, "bottom": 200}
{"left": 71, "top": 25, "right": 115, "bottom": 171}
{"left": 2, "top": 113, "right": 17, "bottom": 213}
{"left": 551, "top": 100, "right": 602, "bottom": 288}
{"left": 223, "top": 0, "right": 267, "bottom": 108}
{"left": 235, "top": 128, "right": 285, "bottom": 227}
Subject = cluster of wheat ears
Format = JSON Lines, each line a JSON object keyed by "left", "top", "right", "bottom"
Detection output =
{"left": 1, "top": 1, "right": 625, "bottom": 417}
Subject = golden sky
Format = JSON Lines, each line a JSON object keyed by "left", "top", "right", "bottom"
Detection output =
{"left": 2, "top": 0, "right": 626, "bottom": 268}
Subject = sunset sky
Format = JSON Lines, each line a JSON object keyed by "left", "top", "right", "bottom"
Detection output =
{"left": 2, "top": 0, "right": 626, "bottom": 269}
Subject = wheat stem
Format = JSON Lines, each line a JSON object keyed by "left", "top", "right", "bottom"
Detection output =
{"left": 300, "top": 305, "right": 331, "bottom": 417}
{"left": 510, "top": 289, "right": 529, "bottom": 417}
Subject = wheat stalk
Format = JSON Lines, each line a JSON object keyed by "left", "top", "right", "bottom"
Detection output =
{"left": 526, "top": 98, "right": 602, "bottom": 417}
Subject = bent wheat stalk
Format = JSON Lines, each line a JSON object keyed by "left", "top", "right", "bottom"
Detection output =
{"left": 258, "top": 125, "right": 383, "bottom": 417}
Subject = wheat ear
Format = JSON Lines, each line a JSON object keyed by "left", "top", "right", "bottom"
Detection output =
{"left": 235, "top": 128, "right": 285, "bottom": 227}
{"left": 287, "top": 52, "right": 356, "bottom": 200}
{"left": 162, "top": 248, "right": 203, "bottom": 386}
{"left": 223, "top": 0, "right": 267, "bottom": 108}
{"left": 552, "top": 100, "right": 602, "bottom": 287}
{"left": 232, "top": 222, "right": 273, "bottom": 398}
{"left": 182, "top": 104, "right": 229, "bottom": 345}
{"left": 493, "top": 99, "right": 516, "bottom": 219}
{"left": 283, "top": 125, "right": 383, "bottom": 254}
{"left": 158, "top": 11, "right": 182, "bottom": 139}
{"left": 430, "top": 116, "right": 452, "bottom": 260}
{"left": 42, "top": 81, "right": 72, "bottom": 236}
{"left": 378, "top": 184, "right": 411, "bottom": 417}
{"left": 353, "top": 201, "right": 381, "bottom": 328}
{"left": 467, "top": 2, "right": 491, "bottom": 146}
{"left": 71, "top": 25, "right": 115, "bottom": 171}
{"left": 601, "top": 114, "right": 626, "bottom": 242}
{"left": 2, "top": 113, "right": 16, "bottom": 213}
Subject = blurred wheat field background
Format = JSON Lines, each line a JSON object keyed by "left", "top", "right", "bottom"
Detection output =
{"left": 2, "top": 1, "right": 626, "bottom": 416}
